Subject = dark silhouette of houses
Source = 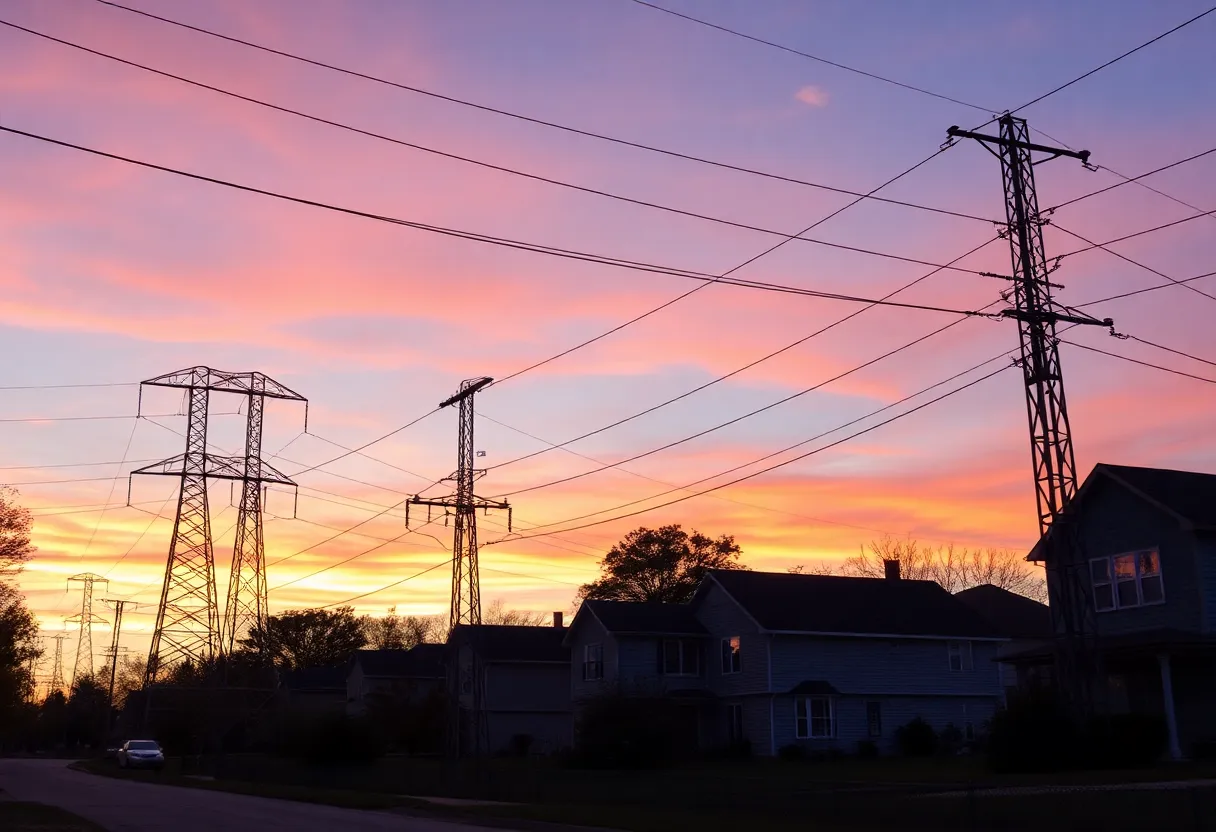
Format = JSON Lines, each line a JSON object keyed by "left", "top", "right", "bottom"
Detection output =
{"left": 279, "top": 665, "right": 347, "bottom": 715}
{"left": 346, "top": 644, "right": 446, "bottom": 715}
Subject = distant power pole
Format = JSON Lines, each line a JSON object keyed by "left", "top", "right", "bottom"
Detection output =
{"left": 131, "top": 367, "right": 303, "bottom": 683}
{"left": 67, "top": 573, "right": 109, "bottom": 686}
{"left": 47, "top": 631, "right": 69, "bottom": 699}
{"left": 947, "top": 115, "right": 1113, "bottom": 715}
{"left": 101, "top": 599, "right": 138, "bottom": 714}
{"left": 407, "top": 377, "right": 511, "bottom": 629}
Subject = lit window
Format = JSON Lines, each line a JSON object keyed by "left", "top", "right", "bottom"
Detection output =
{"left": 721, "top": 636, "right": 742, "bottom": 675}
{"left": 1090, "top": 550, "right": 1164, "bottom": 611}
{"left": 947, "top": 641, "right": 973, "bottom": 672}
{"left": 795, "top": 697, "right": 834, "bottom": 739}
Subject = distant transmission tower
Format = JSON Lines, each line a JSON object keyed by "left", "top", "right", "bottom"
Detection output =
{"left": 407, "top": 377, "right": 511, "bottom": 629}
{"left": 47, "top": 631, "right": 69, "bottom": 699}
{"left": 67, "top": 573, "right": 109, "bottom": 686}
{"left": 948, "top": 115, "right": 1113, "bottom": 714}
{"left": 131, "top": 367, "right": 303, "bottom": 683}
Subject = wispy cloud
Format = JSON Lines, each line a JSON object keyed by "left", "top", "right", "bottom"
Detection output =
{"left": 795, "top": 85, "right": 830, "bottom": 108}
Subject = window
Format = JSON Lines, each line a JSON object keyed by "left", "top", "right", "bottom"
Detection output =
{"left": 583, "top": 643, "right": 604, "bottom": 681}
{"left": 662, "top": 639, "right": 700, "bottom": 676}
{"left": 1091, "top": 550, "right": 1164, "bottom": 611}
{"left": 795, "top": 697, "right": 835, "bottom": 739}
{"left": 866, "top": 702, "right": 882, "bottom": 738}
{"left": 721, "top": 636, "right": 742, "bottom": 675}
{"left": 727, "top": 703, "right": 744, "bottom": 744}
{"left": 947, "top": 641, "right": 973, "bottom": 672}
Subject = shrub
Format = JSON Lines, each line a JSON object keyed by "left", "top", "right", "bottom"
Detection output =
{"left": 938, "top": 723, "right": 964, "bottom": 755}
{"left": 276, "top": 713, "right": 385, "bottom": 764}
{"left": 572, "top": 695, "right": 684, "bottom": 769}
{"left": 856, "top": 739, "right": 879, "bottom": 759}
{"left": 777, "top": 743, "right": 806, "bottom": 762}
{"left": 508, "top": 733, "right": 534, "bottom": 758}
{"left": 1191, "top": 738, "right": 1216, "bottom": 762}
{"left": 894, "top": 717, "right": 938, "bottom": 757}
{"left": 1081, "top": 714, "right": 1166, "bottom": 769}
{"left": 987, "top": 694, "right": 1075, "bottom": 773}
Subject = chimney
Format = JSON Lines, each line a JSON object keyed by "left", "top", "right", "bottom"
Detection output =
{"left": 883, "top": 559, "right": 901, "bottom": 581}
{"left": 553, "top": 611, "right": 564, "bottom": 628}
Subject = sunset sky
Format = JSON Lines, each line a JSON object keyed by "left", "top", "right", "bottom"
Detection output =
{"left": 2, "top": 0, "right": 1214, "bottom": 673}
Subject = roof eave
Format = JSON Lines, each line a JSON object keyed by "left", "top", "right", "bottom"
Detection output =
{"left": 765, "top": 629, "right": 1008, "bottom": 642}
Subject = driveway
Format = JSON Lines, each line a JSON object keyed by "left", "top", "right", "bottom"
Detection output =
{"left": 0, "top": 759, "right": 501, "bottom": 832}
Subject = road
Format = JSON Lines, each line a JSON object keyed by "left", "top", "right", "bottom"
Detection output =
{"left": 0, "top": 759, "right": 502, "bottom": 832}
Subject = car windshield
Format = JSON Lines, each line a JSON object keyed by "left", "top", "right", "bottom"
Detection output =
{"left": 127, "top": 741, "right": 159, "bottom": 750}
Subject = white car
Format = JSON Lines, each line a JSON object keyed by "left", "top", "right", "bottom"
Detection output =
{"left": 117, "top": 739, "right": 164, "bottom": 770}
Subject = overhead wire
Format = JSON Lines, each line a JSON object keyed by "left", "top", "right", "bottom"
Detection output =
{"left": 1061, "top": 340, "right": 1216, "bottom": 386}
{"left": 1044, "top": 146, "right": 1216, "bottom": 213}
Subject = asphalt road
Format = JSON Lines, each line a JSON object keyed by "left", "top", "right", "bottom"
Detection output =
{"left": 0, "top": 758, "right": 499, "bottom": 832}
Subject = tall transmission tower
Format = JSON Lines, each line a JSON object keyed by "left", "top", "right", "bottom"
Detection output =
{"left": 221, "top": 373, "right": 306, "bottom": 654}
{"left": 47, "top": 631, "right": 69, "bottom": 699}
{"left": 407, "top": 377, "right": 511, "bottom": 629}
{"left": 131, "top": 367, "right": 302, "bottom": 683}
{"left": 947, "top": 115, "right": 1113, "bottom": 713}
{"left": 67, "top": 573, "right": 109, "bottom": 686}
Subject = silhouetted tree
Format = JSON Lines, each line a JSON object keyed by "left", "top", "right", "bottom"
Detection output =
{"left": 579, "top": 525, "right": 745, "bottom": 604}
{"left": 64, "top": 674, "right": 107, "bottom": 747}
{"left": 0, "top": 489, "right": 42, "bottom": 742}
{"left": 360, "top": 607, "right": 445, "bottom": 649}
{"left": 238, "top": 606, "right": 366, "bottom": 671}
{"left": 842, "top": 536, "right": 1047, "bottom": 602}
{"left": 0, "top": 487, "right": 36, "bottom": 579}
{"left": 483, "top": 599, "right": 549, "bottom": 626}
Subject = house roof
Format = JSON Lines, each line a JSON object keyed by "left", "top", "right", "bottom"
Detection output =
{"left": 352, "top": 644, "right": 446, "bottom": 678}
{"left": 707, "top": 570, "right": 1001, "bottom": 639}
{"left": 580, "top": 599, "right": 707, "bottom": 635}
{"left": 280, "top": 665, "right": 346, "bottom": 691}
{"left": 954, "top": 584, "right": 1052, "bottom": 639}
{"left": 450, "top": 624, "right": 569, "bottom": 663}
{"left": 1030, "top": 463, "right": 1216, "bottom": 560}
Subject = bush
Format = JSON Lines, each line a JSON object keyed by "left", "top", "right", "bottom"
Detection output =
{"left": 856, "top": 739, "right": 879, "bottom": 759}
{"left": 275, "top": 713, "right": 385, "bottom": 764}
{"left": 507, "top": 733, "right": 534, "bottom": 757}
{"left": 1191, "top": 738, "right": 1216, "bottom": 762}
{"left": 572, "top": 695, "right": 685, "bottom": 769}
{"left": 894, "top": 717, "right": 938, "bottom": 757}
{"left": 777, "top": 743, "right": 806, "bottom": 762}
{"left": 1082, "top": 714, "right": 1166, "bottom": 769}
{"left": 938, "top": 723, "right": 964, "bottom": 755}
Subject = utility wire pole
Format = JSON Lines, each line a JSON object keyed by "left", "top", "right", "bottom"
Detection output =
{"left": 47, "top": 631, "right": 68, "bottom": 700}
{"left": 948, "top": 115, "right": 1113, "bottom": 715}
{"left": 67, "top": 573, "right": 109, "bottom": 687}
{"left": 101, "top": 599, "right": 138, "bottom": 718}
{"left": 408, "top": 377, "right": 511, "bottom": 758}
{"left": 131, "top": 367, "right": 302, "bottom": 683}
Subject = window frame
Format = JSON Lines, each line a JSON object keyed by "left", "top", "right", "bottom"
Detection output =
{"left": 794, "top": 696, "right": 835, "bottom": 739}
{"left": 1090, "top": 550, "right": 1165, "bottom": 612}
{"left": 721, "top": 636, "right": 742, "bottom": 675}
{"left": 947, "top": 640, "right": 974, "bottom": 672}
{"left": 866, "top": 701, "right": 882, "bottom": 738}
{"left": 727, "top": 703, "right": 744, "bottom": 744}
{"left": 662, "top": 638, "right": 700, "bottom": 676}
{"left": 583, "top": 643, "right": 604, "bottom": 681}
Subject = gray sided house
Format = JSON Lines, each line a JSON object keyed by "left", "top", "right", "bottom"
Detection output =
{"left": 1010, "top": 463, "right": 1216, "bottom": 759}
{"left": 346, "top": 644, "right": 446, "bottom": 716}
{"left": 448, "top": 621, "right": 572, "bottom": 755}
{"left": 565, "top": 569, "right": 1005, "bottom": 756}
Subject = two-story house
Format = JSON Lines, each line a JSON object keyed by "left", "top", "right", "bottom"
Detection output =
{"left": 448, "top": 618, "right": 572, "bottom": 755}
{"left": 346, "top": 644, "right": 446, "bottom": 716}
{"left": 565, "top": 568, "right": 1006, "bottom": 755}
{"left": 1006, "top": 463, "right": 1216, "bottom": 760}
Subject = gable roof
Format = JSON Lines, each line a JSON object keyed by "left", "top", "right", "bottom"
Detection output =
{"left": 352, "top": 644, "right": 446, "bottom": 678}
{"left": 450, "top": 624, "right": 569, "bottom": 663}
{"left": 954, "top": 584, "right": 1052, "bottom": 639}
{"left": 707, "top": 569, "right": 1001, "bottom": 639}
{"left": 281, "top": 665, "right": 346, "bottom": 691}
{"left": 1030, "top": 463, "right": 1216, "bottom": 560}
{"left": 581, "top": 599, "right": 707, "bottom": 636}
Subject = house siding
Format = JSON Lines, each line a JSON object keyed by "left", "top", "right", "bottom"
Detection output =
{"left": 568, "top": 612, "right": 619, "bottom": 701}
{"left": 616, "top": 635, "right": 709, "bottom": 695}
{"left": 1196, "top": 532, "right": 1216, "bottom": 634}
{"left": 1064, "top": 477, "right": 1204, "bottom": 636}
{"left": 695, "top": 580, "right": 768, "bottom": 697}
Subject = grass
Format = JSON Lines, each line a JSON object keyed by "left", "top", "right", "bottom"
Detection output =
{"left": 0, "top": 801, "right": 108, "bottom": 832}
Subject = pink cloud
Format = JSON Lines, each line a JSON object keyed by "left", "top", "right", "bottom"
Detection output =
{"left": 795, "top": 85, "right": 830, "bottom": 108}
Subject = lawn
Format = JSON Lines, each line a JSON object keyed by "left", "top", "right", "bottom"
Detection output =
{"left": 0, "top": 801, "right": 107, "bottom": 832}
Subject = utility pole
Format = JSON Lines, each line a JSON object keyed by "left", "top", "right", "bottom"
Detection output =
{"left": 67, "top": 573, "right": 109, "bottom": 687}
{"left": 131, "top": 367, "right": 302, "bottom": 683}
{"left": 47, "top": 632, "right": 68, "bottom": 700}
{"left": 101, "top": 599, "right": 138, "bottom": 716}
{"left": 948, "top": 115, "right": 1113, "bottom": 715}
{"left": 408, "top": 377, "right": 511, "bottom": 758}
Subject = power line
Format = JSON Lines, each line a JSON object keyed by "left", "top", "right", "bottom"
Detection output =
{"left": 1056, "top": 211, "right": 1216, "bottom": 259}
{"left": 270, "top": 517, "right": 446, "bottom": 592}
{"left": 319, "top": 558, "right": 452, "bottom": 609}
{"left": 624, "top": 0, "right": 991, "bottom": 112}
{"left": 487, "top": 363, "right": 1014, "bottom": 544}
{"left": 0, "top": 458, "right": 159, "bottom": 471}
{"left": 490, "top": 145, "right": 965, "bottom": 388}
{"left": 1045, "top": 146, "right": 1216, "bottom": 212}
{"left": 1121, "top": 334, "right": 1216, "bottom": 371}
{"left": 0, "top": 382, "right": 136, "bottom": 390}
{"left": 0, "top": 412, "right": 176, "bottom": 423}
{"left": 1061, "top": 339, "right": 1216, "bottom": 386}
{"left": 1010, "top": 5, "right": 1216, "bottom": 113}
{"left": 487, "top": 235, "right": 999, "bottom": 470}
{"left": 88, "top": 0, "right": 999, "bottom": 206}
{"left": 0, "top": 125, "right": 997, "bottom": 317}
{"left": 1075, "top": 268, "right": 1216, "bottom": 307}
{"left": 490, "top": 299, "right": 1001, "bottom": 498}
{"left": 0, "top": 19, "right": 994, "bottom": 229}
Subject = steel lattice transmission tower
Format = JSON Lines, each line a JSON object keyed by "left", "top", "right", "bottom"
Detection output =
{"left": 47, "top": 632, "right": 68, "bottom": 700}
{"left": 131, "top": 367, "right": 303, "bottom": 683}
{"left": 67, "top": 573, "right": 109, "bottom": 686}
{"left": 948, "top": 116, "right": 1113, "bottom": 712}
{"left": 408, "top": 377, "right": 511, "bottom": 629}
{"left": 222, "top": 373, "right": 307, "bottom": 654}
